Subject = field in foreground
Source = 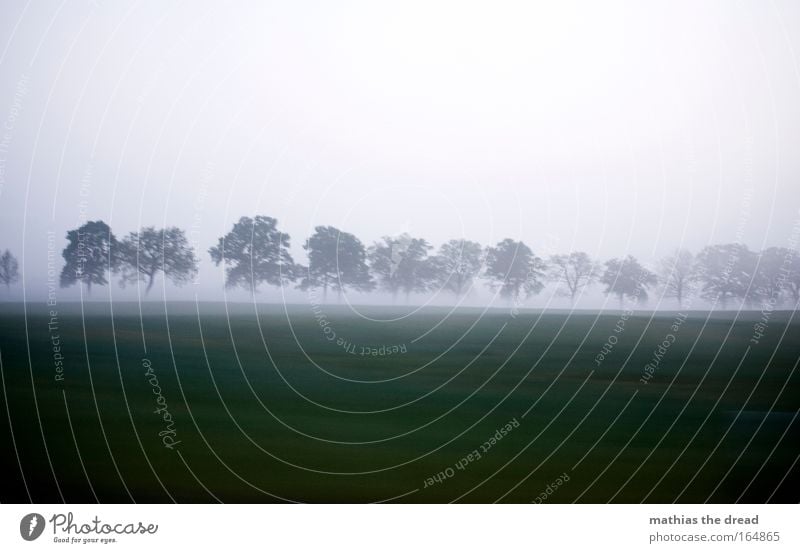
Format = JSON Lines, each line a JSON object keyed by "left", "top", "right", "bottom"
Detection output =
{"left": 0, "top": 302, "right": 798, "bottom": 503}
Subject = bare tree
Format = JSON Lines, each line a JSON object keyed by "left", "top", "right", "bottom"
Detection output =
{"left": 693, "top": 243, "right": 757, "bottom": 309}
{"left": 368, "top": 234, "right": 433, "bottom": 303}
{"left": 548, "top": 251, "right": 598, "bottom": 305}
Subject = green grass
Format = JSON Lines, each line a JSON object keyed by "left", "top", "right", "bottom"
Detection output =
{"left": 0, "top": 302, "right": 798, "bottom": 503}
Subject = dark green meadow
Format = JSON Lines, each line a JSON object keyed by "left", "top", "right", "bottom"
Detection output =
{"left": 0, "top": 302, "right": 798, "bottom": 503}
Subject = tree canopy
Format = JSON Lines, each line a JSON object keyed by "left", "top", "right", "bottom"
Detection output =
{"left": 429, "top": 239, "right": 484, "bottom": 297}
{"left": 658, "top": 249, "right": 694, "bottom": 308}
{"left": 693, "top": 243, "right": 757, "bottom": 308}
{"left": 299, "top": 225, "right": 374, "bottom": 300}
{"left": 0, "top": 250, "right": 19, "bottom": 291}
{"left": 601, "top": 255, "right": 657, "bottom": 307}
{"left": 548, "top": 251, "right": 597, "bottom": 304}
{"left": 39, "top": 216, "right": 800, "bottom": 310}
{"left": 754, "top": 246, "right": 800, "bottom": 306}
{"left": 484, "top": 239, "right": 545, "bottom": 301}
{"left": 368, "top": 234, "right": 433, "bottom": 302}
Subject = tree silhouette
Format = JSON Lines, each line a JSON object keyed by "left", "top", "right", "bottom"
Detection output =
{"left": 368, "top": 234, "right": 433, "bottom": 302}
{"left": 755, "top": 246, "right": 800, "bottom": 306}
{"left": 658, "top": 249, "right": 694, "bottom": 308}
{"left": 601, "top": 255, "right": 657, "bottom": 307}
{"left": 484, "top": 239, "right": 545, "bottom": 301}
{"left": 429, "top": 239, "right": 484, "bottom": 297}
{"left": 299, "top": 226, "right": 374, "bottom": 301}
{"left": 0, "top": 250, "right": 19, "bottom": 291}
{"left": 59, "top": 221, "right": 118, "bottom": 294}
{"left": 209, "top": 216, "right": 297, "bottom": 292}
{"left": 118, "top": 227, "right": 198, "bottom": 295}
{"left": 693, "top": 243, "right": 757, "bottom": 309}
{"left": 548, "top": 251, "right": 597, "bottom": 305}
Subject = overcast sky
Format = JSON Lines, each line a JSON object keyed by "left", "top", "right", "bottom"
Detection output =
{"left": 1, "top": 0, "right": 799, "bottom": 303}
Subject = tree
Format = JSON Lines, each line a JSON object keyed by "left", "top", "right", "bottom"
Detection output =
{"left": 0, "top": 250, "right": 19, "bottom": 291}
{"left": 118, "top": 227, "right": 198, "bottom": 294}
{"left": 601, "top": 255, "right": 657, "bottom": 307}
{"left": 755, "top": 247, "right": 800, "bottom": 306}
{"left": 658, "top": 249, "right": 694, "bottom": 308}
{"left": 429, "top": 239, "right": 484, "bottom": 297}
{"left": 209, "top": 216, "right": 297, "bottom": 292}
{"left": 548, "top": 251, "right": 598, "bottom": 305}
{"left": 60, "top": 220, "right": 118, "bottom": 294}
{"left": 484, "top": 239, "right": 546, "bottom": 301}
{"left": 368, "top": 234, "right": 433, "bottom": 302}
{"left": 299, "top": 226, "right": 374, "bottom": 301}
{"left": 693, "top": 243, "right": 757, "bottom": 309}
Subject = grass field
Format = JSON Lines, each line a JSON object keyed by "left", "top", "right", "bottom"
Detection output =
{"left": 0, "top": 302, "right": 798, "bottom": 503}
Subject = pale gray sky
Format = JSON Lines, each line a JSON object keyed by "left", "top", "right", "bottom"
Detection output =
{"left": 1, "top": 0, "right": 799, "bottom": 304}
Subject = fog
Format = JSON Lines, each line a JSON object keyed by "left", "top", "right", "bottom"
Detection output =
{"left": 1, "top": 0, "right": 799, "bottom": 307}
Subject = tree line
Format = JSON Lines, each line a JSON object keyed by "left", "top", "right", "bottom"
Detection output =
{"left": 1, "top": 217, "right": 798, "bottom": 309}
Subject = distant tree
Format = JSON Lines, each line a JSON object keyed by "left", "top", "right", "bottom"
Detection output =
{"left": 209, "top": 216, "right": 297, "bottom": 292}
{"left": 429, "top": 239, "right": 484, "bottom": 297}
{"left": 658, "top": 249, "right": 695, "bottom": 308}
{"left": 548, "top": 251, "right": 598, "bottom": 305}
{"left": 0, "top": 250, "right": 19, "bottom": 291}
{"left": 299, "top": 226, "right": 374, "bottom": 301}
{"left": 368, "top": 234, "right": 433, "bottom": 302}
{"left": 60, "top": 220, "right": 118, "bottom": 294}
{"left": 118, "top": 227, "right": 198, "bottom": 295}
{"left": 693, "top": 243, "right": 757, "bottom": 309}
{"left": 601, "top": 255, "right": 657, "bottom": 307}
{"left": 484, "top": 239, "right": 546, "bottom": 301}
{"left": 755, "top": 247, "right": 800, "bottom": 306}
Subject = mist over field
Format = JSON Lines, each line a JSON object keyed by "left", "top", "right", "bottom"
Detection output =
{"left": 0, "top": 1, "right": 799, "bottom": 308}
